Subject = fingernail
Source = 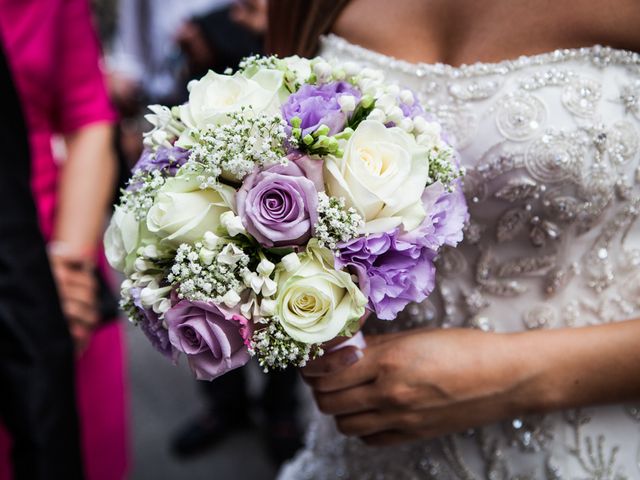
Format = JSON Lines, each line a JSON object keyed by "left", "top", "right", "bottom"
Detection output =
{"left": 343, "top": 348, "right": 364, "bottom": 367}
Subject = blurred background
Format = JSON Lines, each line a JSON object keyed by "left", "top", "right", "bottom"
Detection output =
{"left": 0, "top": 0, "right": 305, "bottom": 479}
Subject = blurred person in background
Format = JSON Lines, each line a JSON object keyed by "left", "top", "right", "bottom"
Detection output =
{"left": 89, "top": 0, "right": 119, "bottom": 47}
{"left": 0, "top": 43, "right": 84, "bottom": 480}
{"left": 176, "top": 0, "right": 266, "bottom": 79}
{"left": 106, "top": 0, "right": 233, "bottom": 168}
{"left": 169, "top": 0, "right": 303, "bottom": 466}
{"left": 0, "top": 1, "right": 127, "bottom": 479}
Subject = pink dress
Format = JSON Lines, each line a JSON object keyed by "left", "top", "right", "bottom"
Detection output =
{"left": 0, "top": 1, "right": 128, "bottom": 479}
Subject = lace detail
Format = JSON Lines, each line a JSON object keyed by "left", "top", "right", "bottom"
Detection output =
{"left": 279, "top": 35, "right": 640, "bottom": 480}
{"left": 320, "top": 34, "right": 640, "bottom": 79}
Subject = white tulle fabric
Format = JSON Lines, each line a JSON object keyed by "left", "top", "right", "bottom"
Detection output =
{"left": 279, "top": 34, "right": 640, "bottom": 480}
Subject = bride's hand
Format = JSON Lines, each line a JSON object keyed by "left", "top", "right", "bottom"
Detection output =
{"left": 301, "top": 328, "right": 539, "bottom": 446}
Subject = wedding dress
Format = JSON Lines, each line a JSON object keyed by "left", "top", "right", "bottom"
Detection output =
{"left": 279, "top": 34, "right": 640, "bottom": 480}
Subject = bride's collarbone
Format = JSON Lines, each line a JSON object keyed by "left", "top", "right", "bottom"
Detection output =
{"left": 332, "top": 0, "right": 640, "bottom": 67}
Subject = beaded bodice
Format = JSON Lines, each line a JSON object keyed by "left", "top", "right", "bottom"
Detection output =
{"left": 279, "top": 35, "right": 640, "bottom": 480}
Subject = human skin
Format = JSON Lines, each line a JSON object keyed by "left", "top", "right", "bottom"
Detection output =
{"left": 301, "top": 0, "right": 640, "bottom": 446}
{"left": 50, "top": 122, "right": 117, "bottom": 352}
{"left": 303, "top": 322, "right": 640, "bottom": 445}
{"left": 332, "top": 0, "right": 640, "bottom": 68}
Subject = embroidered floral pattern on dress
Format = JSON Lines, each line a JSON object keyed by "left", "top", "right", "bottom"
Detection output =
{"left": 278, "top": 35, "right": 640, "bottom": 480}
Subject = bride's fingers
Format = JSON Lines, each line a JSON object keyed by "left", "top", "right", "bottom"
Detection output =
{"left": 304, "top": 332, "right": 414, "bottom": 381}
{"left": 302, "top": 346, "right": 364, "bottom": 379}
{"left": 307, "top": 363, "right": 378, "bottom": 393}
{"left": 304, "top": 330, "right": 421, "bottom": 391}
{"left": 334, "top": 411, "right": 400, "bottom": 437}
{"left": 314, "top": 384, "right": 377, "bottom": 416}
{"left": 303, "top": 332, "right": 408, "bottom": 379}
{"left": 318, "top": 312, "right": 372, "bottom": 351}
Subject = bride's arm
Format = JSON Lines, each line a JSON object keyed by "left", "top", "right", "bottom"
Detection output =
{"left": 302, "top": 319, "right": 640, "bottom": 445}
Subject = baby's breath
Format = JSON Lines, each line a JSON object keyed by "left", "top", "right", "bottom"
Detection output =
{"left": 428, "top": 146, "right": 464, "bottom": 190}
{"left": 182, "top": 110, "right": 292, "bottom": 185}
{"left": 238, "top": 55, "right": 281, "bottom": 74}
{"left": 168, "top": 242, "right": 250, "bottom": 303}
{"left": 248, "top": 317, "right": 323, "bottom": 371}
{"left": 314, "top": 193, "right": 364, "bottom": 250}
{"left": 120, "top": 169, "right": 166, "bottom": 220}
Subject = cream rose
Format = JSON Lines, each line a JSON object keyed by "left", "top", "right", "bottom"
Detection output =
{"left": 324, "top": 120, "right": 430, "bottom": 234}
{"left": 104, "top": 206, "right": 141, "bottom": 274}
{"left": 179, "top": 69, "right": 284, "bottom": 130}
{"left": 146, "top": 175, "right": 235, "bottom": 245}
{"left": 274, "top": 244, "right": 366, "bottom": 344}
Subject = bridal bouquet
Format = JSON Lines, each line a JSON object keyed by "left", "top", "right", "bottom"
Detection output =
{"left": 105, "top": 55, "right": 467, "bottom": 380}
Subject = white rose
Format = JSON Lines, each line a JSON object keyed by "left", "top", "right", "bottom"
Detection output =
{"left": 324, "top": 120, "right": 430, "bottom": 234}
{"left": 104, "top": 206, "right": 141, "bottom": 273}
{"left": 147, "top": 175, "right": 235, "bottom": 245}
{"left": 178, "top": 69, "right": 284, "bottom": 130}
{"left": 275, "top": 244, "right": 366, "bottom": 344}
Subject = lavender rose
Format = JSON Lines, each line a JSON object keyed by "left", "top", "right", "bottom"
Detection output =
{"left": 133, "top": 146, "right": 189, "bottom": 175}
{"left": 282, "top": 81, "right": 361, "bottom": 137}
{"left": 165, "top": 300, "right": 250, "bottom": 381}
{"left": 335, "top": 231, "right": 436, "bottom": 321}
{"left": 237, "top": 157, "right": 322, "bottom": 247}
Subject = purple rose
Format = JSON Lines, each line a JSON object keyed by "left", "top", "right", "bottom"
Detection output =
{"left": 399, "top": 181, "right": 469, "bottom": 250}
{"left": 282, "top": 81, "right": 361, "bottom": 137}
{"left": 133, "top": 146, "right": 189, "bottom": 175}
{"left": 131, "top": 288, "right": 177, "bottom": 360}
{"left": 237, "top": 156, "right": 322, "bottom": 247}
{"left": 336, "top": 231, "right": 436, "bottom": 321}
{"left": 165, "top": 300, "right": 250, "bottom": 381}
